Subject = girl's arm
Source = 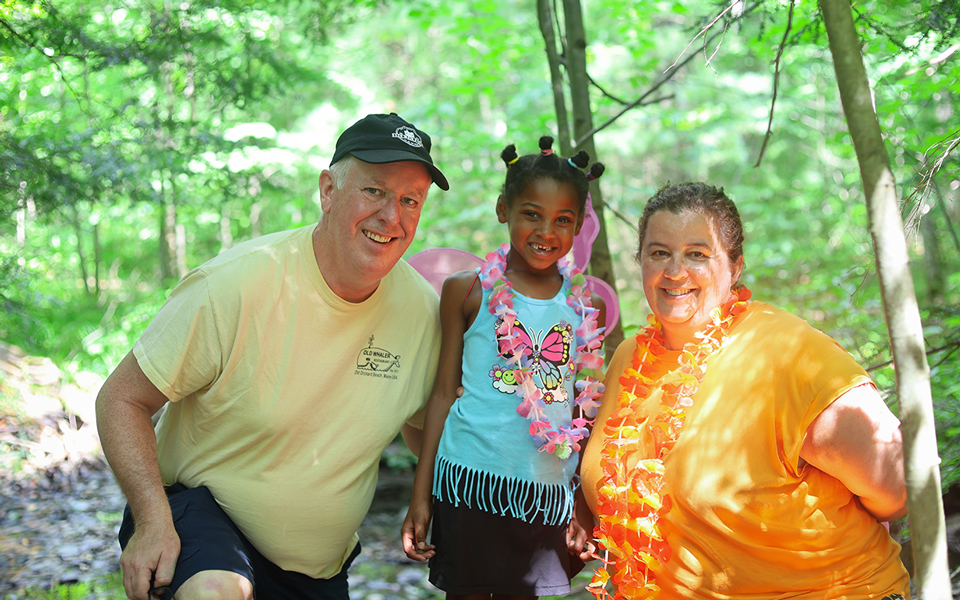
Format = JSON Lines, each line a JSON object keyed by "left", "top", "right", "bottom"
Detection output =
{"left": 401, "top": 270, "right": 477, "bottom": 561}
{"left": 565, "top": 293, "right": 608, "bottom": 560}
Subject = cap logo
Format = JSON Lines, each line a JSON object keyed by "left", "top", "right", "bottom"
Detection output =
{"left": 392, "top": 126, "right": 424, "bottom": 148}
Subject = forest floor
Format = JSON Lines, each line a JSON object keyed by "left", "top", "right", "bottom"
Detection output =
{"left": 0, "top": 406, "right": 443, "bottom": 599}
{"left": 0, "top": 410, "right": 597, "bottom": 600}
{"left": 0, "top": 343, "right": 597, "bottom": 600}
{"left": 1, "top": 342, "right": 955, "bottom": 599}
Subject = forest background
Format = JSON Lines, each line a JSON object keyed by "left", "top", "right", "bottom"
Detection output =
{"left": 1, "top": 0, "right": 959, "bottom": 591}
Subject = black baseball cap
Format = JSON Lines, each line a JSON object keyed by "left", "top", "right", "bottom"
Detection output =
{"left": 330, "top": 113, "right": 449, "bottom": 191}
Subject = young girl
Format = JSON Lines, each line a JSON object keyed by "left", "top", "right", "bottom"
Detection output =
{"left": 401, "top": 137, "right": 607, "bottom": 600}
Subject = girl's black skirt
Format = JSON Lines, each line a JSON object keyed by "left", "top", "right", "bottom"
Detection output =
{"left": 428, "top": 495, "right": 585, "bottom": 596}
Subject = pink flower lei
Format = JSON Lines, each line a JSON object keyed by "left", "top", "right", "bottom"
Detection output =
{"left": 478, "top": 243, "right": 606, "bottom": 460}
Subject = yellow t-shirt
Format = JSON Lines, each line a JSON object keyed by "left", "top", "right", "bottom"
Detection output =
{"left": 134, "top": 225, "right": 440, "bottom": 578}
{"left": 581, "top": 302, "right": 909, "bottom": 600}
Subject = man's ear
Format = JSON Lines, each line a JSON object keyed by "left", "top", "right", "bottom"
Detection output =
{"left": 496, "top": 195, "right": 508, "bottom": 224}
{"left": 318, "top": 170, "right": 336, "bottom": 214}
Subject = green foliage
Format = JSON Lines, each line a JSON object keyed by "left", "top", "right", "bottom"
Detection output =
{"left": 380, "top": 437, "right": 418, "bottom": 472}
{"left": 924, "top": 305, "right": 960, "bottom": 490}
{"left": 3, "top": 573, "right": 127, "bottom": 600}
{"left": 1, "top": 0, "right": 958, "bottom": 486}
{"left": 0, "top": 253, "right": 46, "bottom": 347}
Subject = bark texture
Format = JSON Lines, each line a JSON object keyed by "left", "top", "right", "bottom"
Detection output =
{"left": 820, "top": 0, "right": 951, "bottom": 596}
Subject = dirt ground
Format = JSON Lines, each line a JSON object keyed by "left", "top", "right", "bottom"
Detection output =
{"left": 3, "top": 343, "right": 950, "bottom": 599}
{"left": 0, "top": 404, "right": 438, "bottom": 599}
{"left": 0, "top": 342, "right": 595, "bottom": 600}
{"left": 0, "top": 421, "right": 591, "bottom": 600}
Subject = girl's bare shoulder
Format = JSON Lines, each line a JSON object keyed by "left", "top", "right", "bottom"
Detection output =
{"left": 441, "top": 269, "right": 482, "bottom": 325}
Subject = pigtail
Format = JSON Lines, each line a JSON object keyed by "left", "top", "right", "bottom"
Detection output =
{"left": 568, "top": 150, "right": 590, "bottom": 170}
{"left": 587, "top": 163, "right": 605, "bottom": 181}
{"left": 500, "top": 135, "right": 608, "bottom": 209}
{"left": 501, "top": 144, "right": 519, "bottom": 167}
{"left": 539, "top": 136, "right": 554, "bottom": 156}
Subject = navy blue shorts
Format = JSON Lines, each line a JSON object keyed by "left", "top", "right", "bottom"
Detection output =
{"left": 118, "top": 484, "right": 361, "bottom": 600}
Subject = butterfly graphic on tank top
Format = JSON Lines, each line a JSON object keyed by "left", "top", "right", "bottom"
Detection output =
{"left": 492, "top": 317, "right": 573, "bottom": 403}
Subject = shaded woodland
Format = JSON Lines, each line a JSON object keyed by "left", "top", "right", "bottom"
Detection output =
{"left": 2, "top": 0, "right": 959, "bottom": 596}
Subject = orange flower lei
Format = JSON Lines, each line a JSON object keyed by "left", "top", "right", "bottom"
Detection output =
{"left": 588, "top": 286, "right": 752, "bottom": 600}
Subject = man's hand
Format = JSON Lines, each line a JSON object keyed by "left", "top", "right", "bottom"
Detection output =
{"left": 120, "top": 518, "right": 180, "bottom": 600}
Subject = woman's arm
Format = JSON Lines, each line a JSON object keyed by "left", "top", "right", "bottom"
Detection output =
{"left": 400, "top": 270, "right": 475, "bottom": 561}
{"left": 799, "top": 383, "right": 907, "bottom": 521}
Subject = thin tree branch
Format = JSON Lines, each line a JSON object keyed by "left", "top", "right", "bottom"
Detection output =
{"left": 703, "top": 18, "right": 730, "bottom": 72}
{"left": 867, "top": 339, "right": 960, "bottom": 373}
{"left": 574, "top": 28, "right": 721, "bottom": 147}
{"left": 0, "top": 17, "right": 86, "bottom": 109}
{"left": 666, "top": 2, "right": 738, "bottom": 72}
{"left": 754, "top": 0, "right": 795, "bottom": 168}
{"left": 904, "top": 131, "right": 960, "bottom": 233}
{"left": 606, "top": 202, "right": 638, "bottom": 229}
{"left": 575, "top": 2, "right": 760, "bottom": 148}
{"left": 587, "top": 72, "right": 629, "bottom": 105}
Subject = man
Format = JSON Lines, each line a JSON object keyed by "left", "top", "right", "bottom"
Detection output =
{"left": 96, "top": 113, "right": 448, "bottom": 600}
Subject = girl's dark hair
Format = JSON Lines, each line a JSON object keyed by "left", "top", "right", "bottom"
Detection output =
{"left": 636, "top": 182, "right": 745, "bottom": 265}
{"left": 499, "top": 136, "right": 605, "bottom": 210}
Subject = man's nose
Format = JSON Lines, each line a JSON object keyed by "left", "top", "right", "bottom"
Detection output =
{"left": 378, "top": 196, "right": 401, "bottom": 225}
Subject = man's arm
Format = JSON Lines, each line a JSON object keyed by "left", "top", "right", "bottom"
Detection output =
{"left": 400, "top": 423, "right": 424, "bottom": 458}
{"left": 96, "top": 351, "right": 180, "bottom": 600}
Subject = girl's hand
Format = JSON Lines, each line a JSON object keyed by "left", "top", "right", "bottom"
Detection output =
{"left": 401, "top": 497, "right": 436, "bottom": 561}
{"left": 566, "top": 495, "right": 599, "bottom": 561}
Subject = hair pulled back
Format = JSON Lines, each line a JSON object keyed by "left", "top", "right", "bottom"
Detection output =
{"left": 636, "top": 182, "right": 745, "bottom": 266}
{"left": 499, "top": 136, "right": 605, "bottom": 210}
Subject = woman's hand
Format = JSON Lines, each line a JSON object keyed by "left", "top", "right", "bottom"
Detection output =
{"left": 800, "top": 383, "right": 907, "bottom": 521}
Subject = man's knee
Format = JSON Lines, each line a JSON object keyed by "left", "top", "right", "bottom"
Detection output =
{"left": 174, "top": 570, "right": 253, "bottom": 600}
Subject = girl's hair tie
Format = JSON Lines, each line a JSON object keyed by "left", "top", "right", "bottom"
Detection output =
{"left": 568, "top": 158, "right": 578, "bottom": 168}
{"left": 500, "top": 144, "right": 519, "bottom": 167}
{"left": 542, "top": 148, "right": 553, "bottom": 156}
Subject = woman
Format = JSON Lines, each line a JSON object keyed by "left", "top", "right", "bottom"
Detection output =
{"left": 579, "top": 183, "right": 909, "bottom": 600}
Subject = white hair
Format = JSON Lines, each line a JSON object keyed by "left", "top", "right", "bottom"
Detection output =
{"left": 328, "top": 155, "right": 357, "bottom": 189}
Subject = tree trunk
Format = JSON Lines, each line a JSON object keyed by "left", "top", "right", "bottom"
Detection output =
{"left": 70, "top": 204, "right": 91, "bottom": 296}
{"left": 538, "top": 0, "right": 625, "bottom": 352}
{"left": 537, "top": 0, "right": 571, "bottom": 152}
{"left": 159, "top": 182, "right": 178, "bottom": 284}
{"left": 220, "top": 195, "right": 233, "bottom": 254}
{"left": 93, "top": 220, "right": 101, "bottom": 299}
{"left": 820, "top": 1, "right": 951, "bottom": 597}
{"left": 157, "top": 53, "right": 184, "bottom": 284}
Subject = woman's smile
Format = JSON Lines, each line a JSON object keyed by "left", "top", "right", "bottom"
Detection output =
{"left": 640, "top": 210, "right": 742, "bottom": 350}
